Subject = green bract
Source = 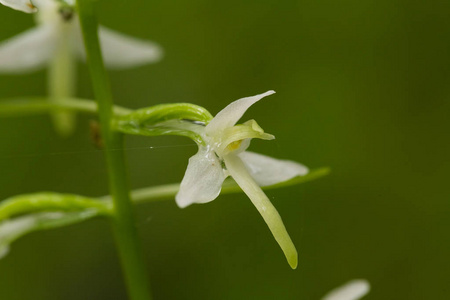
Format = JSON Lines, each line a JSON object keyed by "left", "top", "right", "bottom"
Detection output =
{"left": 0, "top": 192, "right": 112, "bottom": 219}
{"left": 113, "top": 103, "right": 213, "bottom": 144}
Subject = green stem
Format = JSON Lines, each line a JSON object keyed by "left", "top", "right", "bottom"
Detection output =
{"left": 48, "top": 21, "right": 77, "bottom": 137}
{"left": 77, "top": 1, "right": 152, "bottom": 299}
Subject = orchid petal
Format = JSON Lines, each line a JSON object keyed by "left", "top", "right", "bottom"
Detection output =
{"left": 0, "top": 25, "right": 56, "bottom": 73}
{"left": 0, "top": 0, "right": 36, "bottom": 13}
{"left": 239, "top": 151, "right": 309, "bottom": 186}
{"left": 97, "top": 26, "right": 163, "bottom": 69}
{"left": 205, "top": 90, "right": 275, "bottom": 134}
{"left": 322, "top": 280, "right": 370, "bottom": 300}
{"left": 224, "top": 154, "right": 298, "bottom": 269}
{"left": 176, "top": 148, "right": 227, "bottom": 208}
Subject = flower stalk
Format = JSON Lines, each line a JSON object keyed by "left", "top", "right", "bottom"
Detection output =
{"left": 76, "top": 0, "right": 152, "bottom": 299}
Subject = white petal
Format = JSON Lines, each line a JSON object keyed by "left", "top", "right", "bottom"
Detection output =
{"left": 0, "top": 25, "right": 56, "bottom": 73}
{"left": 224, "top": 154, "right": 298, "bottom": 269}
{"left": 322, "top": 280, "right": 370, "bottom": 300}
{"left": 175, "top": 148, "right": 227, "bottom": 208}
{"left": 0, "top": 0, "right": 37, "bottom": 13}
{"left": 205, "top": 90, "right": 275, "bottom": 134}
{"left": 97, "top": 26, "right": 163, "bottom": 69}
{"left": 239, "top": 151, "right": 309, "bottom": 186}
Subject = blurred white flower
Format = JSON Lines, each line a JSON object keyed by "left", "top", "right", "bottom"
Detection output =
{"left": 175, "top": 90, "right": 309, "bottom": 269}
{"left": 0, "top": 0, "right": 163, "bottom": 73}
{"left": 322, "top": 280, "right": 370, "bottom": 300}
{"left": 0, "top": 0, "right": 162, "bottom": 136}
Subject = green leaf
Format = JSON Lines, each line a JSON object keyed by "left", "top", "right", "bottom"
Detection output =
{"left": 113, "top": 103, "right": 213, "bottom": 144}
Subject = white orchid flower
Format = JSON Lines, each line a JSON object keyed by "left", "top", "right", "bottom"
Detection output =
{"left": 322, "top": 279, "right": 370, "bottom": 300}
{"left": 175, "top": 90, "right": 309, "bottom": 269}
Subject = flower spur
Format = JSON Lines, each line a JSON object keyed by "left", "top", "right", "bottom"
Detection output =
{"left": 176, "top": 91, "right": 309, "bottom": 269}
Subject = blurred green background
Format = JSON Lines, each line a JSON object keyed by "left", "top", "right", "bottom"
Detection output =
{"left": 1, "top": 0, "right": 449, "bottom": 299}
